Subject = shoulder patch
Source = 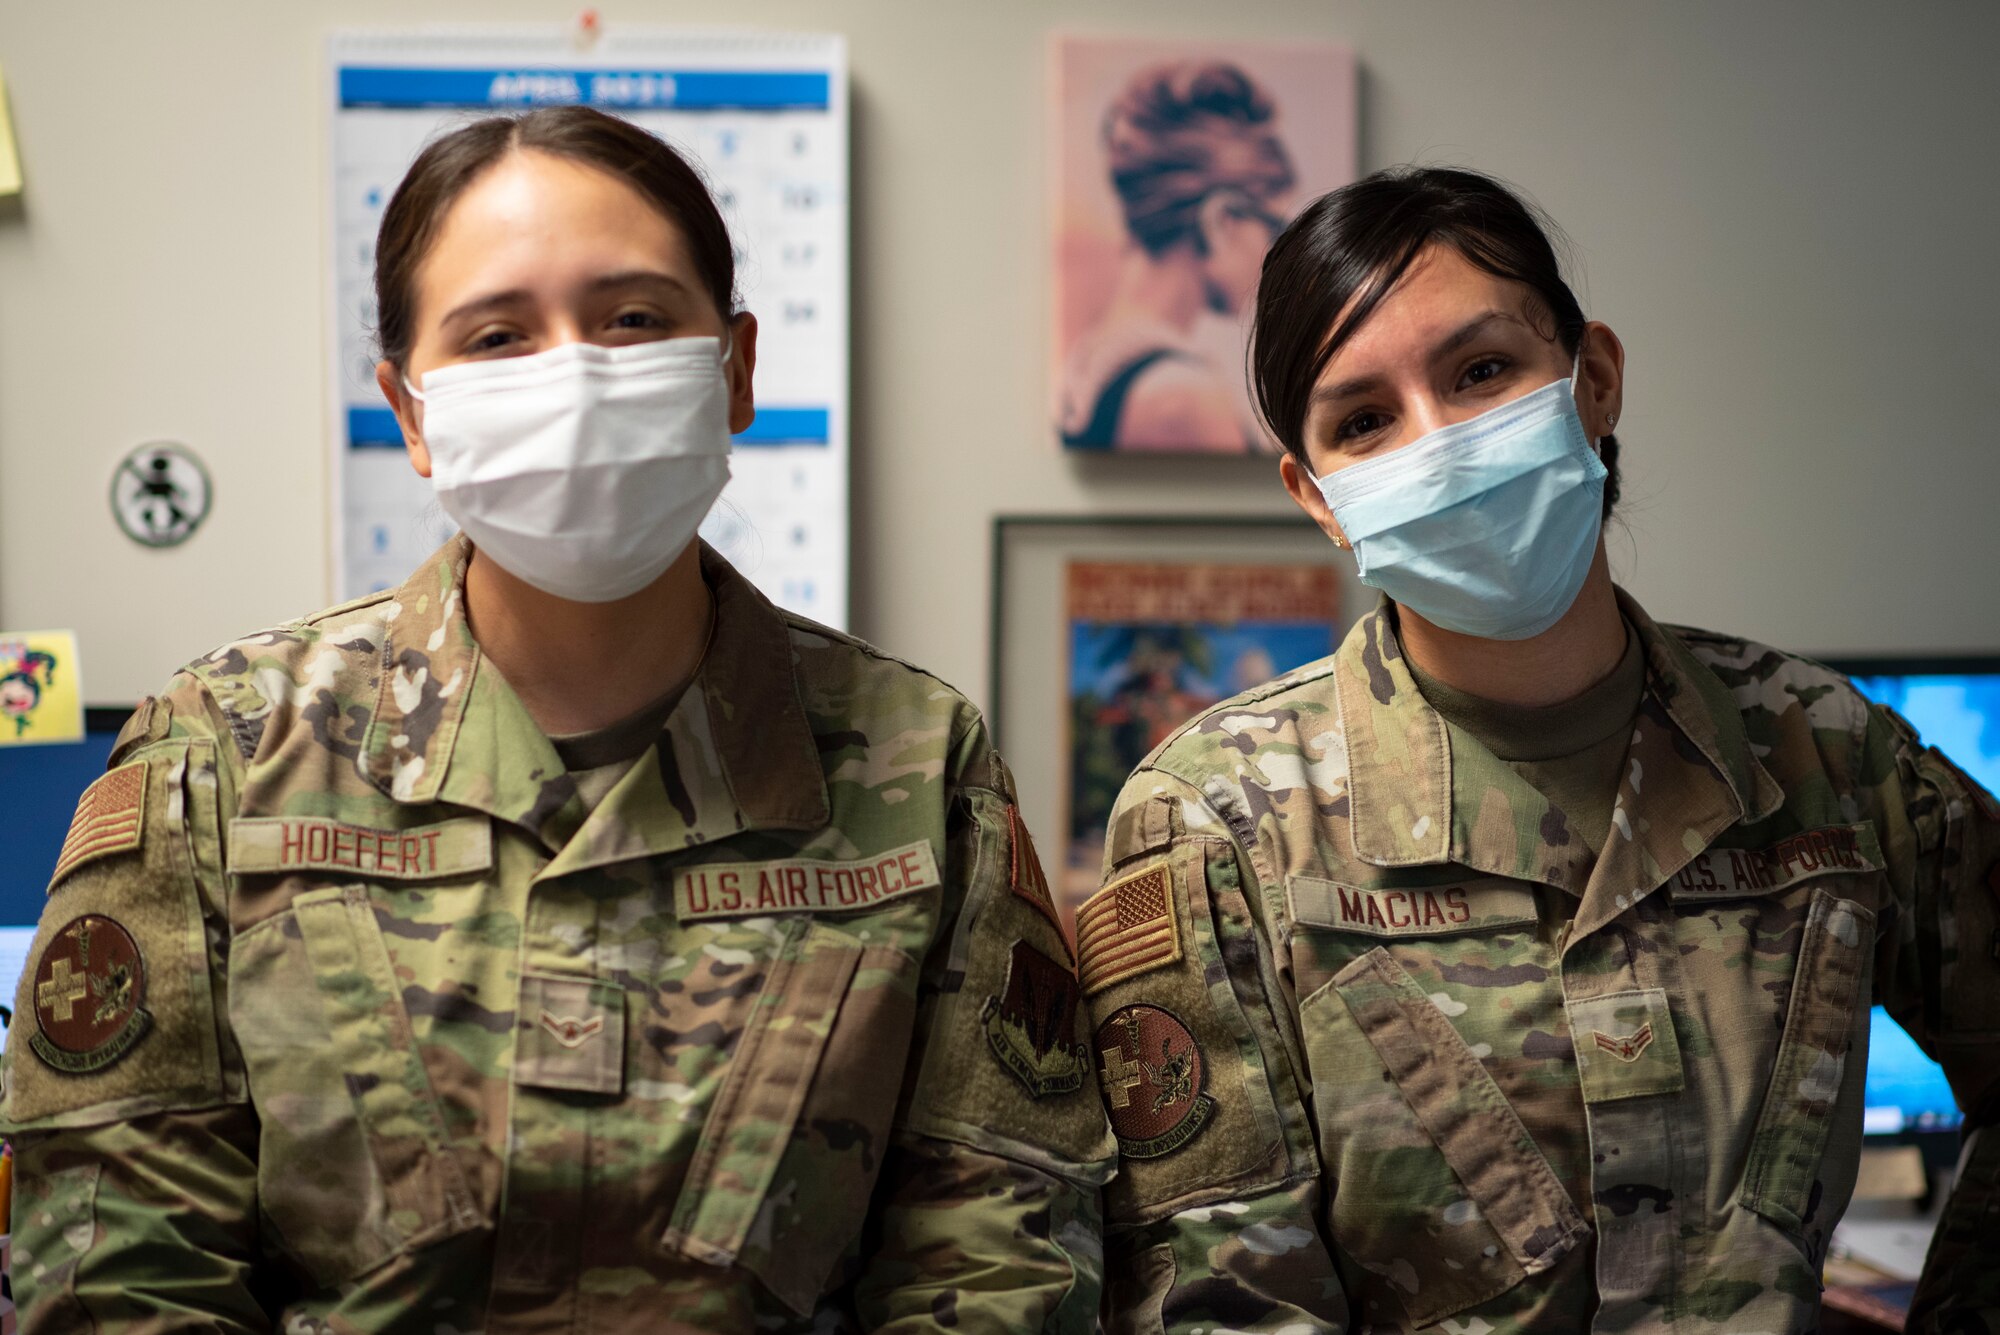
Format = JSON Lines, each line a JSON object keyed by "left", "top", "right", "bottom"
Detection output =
{"left": 1005, "top": 805, "right": 1069, "bottom": 947}
{"left": 29, "top": 914, "right": 152, "bottom": 1074}
{"left": 1077, "top": 861, "right": 1182, "bottom": 996}
{"left": 51, "top": 762, "right": 148, "bottom": 887}
{"left": 1096, "top": 1003, "right": 1215, "bottom": 1158}
{"left": 674, "top": 841, "right": 940, "bottom": 922}
{"left": 981, "top": 940, "right": 1088, "bottom": 1099}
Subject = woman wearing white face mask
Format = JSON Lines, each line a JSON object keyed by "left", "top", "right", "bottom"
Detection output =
{"left": 1073, "top": 168, "right": 1998, "bottom": 1331}
{"left": 1, "top": 107, "right": 1110, "bottom": 1331}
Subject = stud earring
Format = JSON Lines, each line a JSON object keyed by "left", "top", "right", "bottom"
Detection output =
{"left": 1332, "top": 534, "right": 1351, "bottom": 552}
{"left": 1605, "top": 412, "right": 1617, "bottom": 430}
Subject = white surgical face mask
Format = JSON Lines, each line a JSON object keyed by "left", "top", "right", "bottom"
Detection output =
{"left": 408, "top": 337, "right": 733, "bottom": 603}
{"left": 1314, "top": 351, "right": 1606, "bottom": 641}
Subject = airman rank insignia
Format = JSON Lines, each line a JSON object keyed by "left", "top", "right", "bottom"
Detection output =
{"left": 1592, "top": 1023, "right": 1655, "bottom": 1063}
{"left": 30, "top": 914, "right": 152, "bottom": 1074}
{"left": 1096, "top": 1003, "right": 1214, "bottom": 1159}
{"left": 51, "top": 762, "right": 147, "bottom": 887}
{"left": 982, "top": 941, "right": 1087, "bottom": 1098}
{"left": 1005, "top": 805, "right": 1069, "bottom": 946}
{"left": 1077, "top": 861, "right": 1182, "bottom": 996}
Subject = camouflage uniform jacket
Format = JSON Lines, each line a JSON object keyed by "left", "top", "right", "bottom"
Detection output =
{"left": 0, "top": 536, "right": 1114, "bottom": 1333}
{"left": 1080, "top": 591, "right": 2000, "bottom": 1333}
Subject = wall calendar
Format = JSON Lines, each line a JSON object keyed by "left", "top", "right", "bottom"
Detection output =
{"left": 329, "top": 27, "right": 850, "bottom": 626}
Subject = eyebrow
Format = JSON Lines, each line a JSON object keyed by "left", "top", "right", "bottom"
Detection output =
{"left": 437, "top": 270, "right": 694, "bottom": 327}
{"left": 1310, "top": 310, "right": 1527, "bottom": 408}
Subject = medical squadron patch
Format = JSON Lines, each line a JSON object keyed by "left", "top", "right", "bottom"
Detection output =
{"left": 982, "top": 940, "right": 1088, "bottom": 1099}
{"left": 1095, "top": 1003, "right": 1214, "bottom": 1158}
{"left": 30, "top": 914, "right": 152, "bottom": 1074}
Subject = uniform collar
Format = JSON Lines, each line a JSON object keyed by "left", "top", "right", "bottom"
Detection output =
{"left": 361, "top": 536, "right": 830, "bottom": 863}
{"left": 1335, "top": 590, "right": 1782, "bottom": 898}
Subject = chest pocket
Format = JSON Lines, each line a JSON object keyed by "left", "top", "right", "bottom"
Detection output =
{"left": 229, "top": 884, "right": 481, "bottom": 1284}
{"left": 1301, "top": 947, "right": 1589, "bottom": 1327}
{"left": 1289, "top": 875, "right": 1586, "bottom": 1327}
{"left": 1666, "top": 825, "right": 1884, "bottom": 1236}
{"left": 662, "top": 915, "right": 921, "bottom": 1314}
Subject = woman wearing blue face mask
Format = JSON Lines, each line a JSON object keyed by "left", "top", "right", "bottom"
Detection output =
{"left": 1073, "top": 167, "right": 1998, "bottom": 1331}
{"left": 1, "top": 107, "right": 1110, "bottom": 1331}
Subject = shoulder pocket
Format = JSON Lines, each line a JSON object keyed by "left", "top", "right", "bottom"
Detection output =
{"left": 2, "top": 744, "right": 230, "bottom": 1130}
{"left": 1082, "top": 837, "right": 1291, "bottom": 1223}
{"left": 901, "top": 789, "right": 1113, "bottom": 1179}
{"left": 664, "top": 916, "right": 920, "bottom": 1314}
{"left": 229, "top": 883, "right": 480, "bottom": 1284}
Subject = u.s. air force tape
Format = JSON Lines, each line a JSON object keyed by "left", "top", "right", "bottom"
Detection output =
{"left": 674, "top": 840, "right": 942, "bottom": 922}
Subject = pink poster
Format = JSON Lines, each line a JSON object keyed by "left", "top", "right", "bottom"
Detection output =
{"left": 1052, "top": 35, "right": 1357, "bottom": 454}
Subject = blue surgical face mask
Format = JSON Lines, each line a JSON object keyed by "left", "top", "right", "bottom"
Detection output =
{"left": 1314, "top": 354, "right": 1606, "bottom": 641}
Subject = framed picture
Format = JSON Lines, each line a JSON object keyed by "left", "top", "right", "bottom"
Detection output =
{"left": 990, "top": 515, "right": 1371, "bottom": 933}
{"left": 1051, "top": 34, "right": 1357, "bottom": 455}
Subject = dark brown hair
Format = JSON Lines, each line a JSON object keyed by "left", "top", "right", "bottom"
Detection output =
{"left": 1104, "top": 61, "right": 1295, "bottom": 255}
{"left": 373, "top": 106, "right": 735, "bottom": 369}
{"left": 1251, "top": 166, "right": 1620, "bottom": 517}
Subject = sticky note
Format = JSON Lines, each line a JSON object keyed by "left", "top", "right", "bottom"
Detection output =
{"left": 0, "top": 63, "right": 21, "bottom": 197}
{"left": 0, "top": 631, "right": 85, "bottom": 745}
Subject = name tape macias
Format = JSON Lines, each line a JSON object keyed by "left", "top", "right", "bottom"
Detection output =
{"left": 1288, "top": 876, "right": 1539, "bottom": 938}
{"left": 675, "top": 840, "right": 941, "bottom": 922}
{"left": 230, "top": 816, "right": 493, "bottom": 880}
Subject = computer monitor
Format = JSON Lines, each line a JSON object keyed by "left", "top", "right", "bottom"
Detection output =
{"left": 1832, "top": 655, "right": 2000, "bottom": 1161}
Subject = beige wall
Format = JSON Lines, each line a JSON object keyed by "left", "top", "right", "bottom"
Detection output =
{"left": 2, "top": 1, "right": 1996, "bottom": 710}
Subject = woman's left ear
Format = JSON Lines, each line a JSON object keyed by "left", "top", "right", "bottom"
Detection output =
{"left": 725, "top": 312, "right": 759, "bottom": 436}
{"left": 1580, "top": 322, "right": 1625, "bottom": 441}
{"left": 375, "top": 360, "right": 433, "bottom": 479}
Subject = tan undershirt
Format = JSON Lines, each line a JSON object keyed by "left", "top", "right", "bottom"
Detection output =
{"left": 1407, "top": 623, "right": 1645, "bottom": 855}
{"left": 549, "top": 678, "right": 694, "bottom": 812}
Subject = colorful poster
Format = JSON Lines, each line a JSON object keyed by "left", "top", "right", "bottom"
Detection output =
{"left": 0, "top": 630, "right": 84, "bottom": 746}
{"left": 1052, "top": 35, "right": 1356, "bottom": 454}
{"left": 330, "top": 28, "right": 850, "bottom": 626}
{"left": 1062, "top": 562, "right": 1341, "bottom": 916}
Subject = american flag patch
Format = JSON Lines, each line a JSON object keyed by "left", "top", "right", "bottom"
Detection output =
{"left": 1077, "top": 861, "right": 1182, "bottom": 996}
{"left": 51, "top": 761, "right": 147, "bottom": 887}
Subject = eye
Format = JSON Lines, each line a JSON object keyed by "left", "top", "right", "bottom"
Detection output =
{"left": 1458, "top": 356, "right": 1509, "bottom": 389}
{"left": 609, "top": 309, "right": 667, "bottom": 330}
{"left": 1335, "top": 409, "right": 1390, "bottom": 443}
{"left": 465, "top": 329, "right": 519, "bottom": 354}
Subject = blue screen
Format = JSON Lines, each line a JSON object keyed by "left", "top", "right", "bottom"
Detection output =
{"left": 1860, "top": 1004, "right": 1962, "bottom": 1134}
{"left": 1846, "top": 669, "right": 2000, "bottom": 1135}
{"left": 1847, "top": 673, "right": 2000, "bottom": 796}
{"left": 0, "top": 729, "right": 119, "bottom": 923}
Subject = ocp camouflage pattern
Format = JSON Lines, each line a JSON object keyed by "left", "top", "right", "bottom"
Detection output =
{"left": 0, "top": 535, "right": 1114, "bottom": 1333}
{"left": 1081, "top": 590, "right": 2000, "bottom": 1333}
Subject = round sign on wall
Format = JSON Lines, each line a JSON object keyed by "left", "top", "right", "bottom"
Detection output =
{"left": 111, "top": 442, "right": 212, "bottom": 548}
